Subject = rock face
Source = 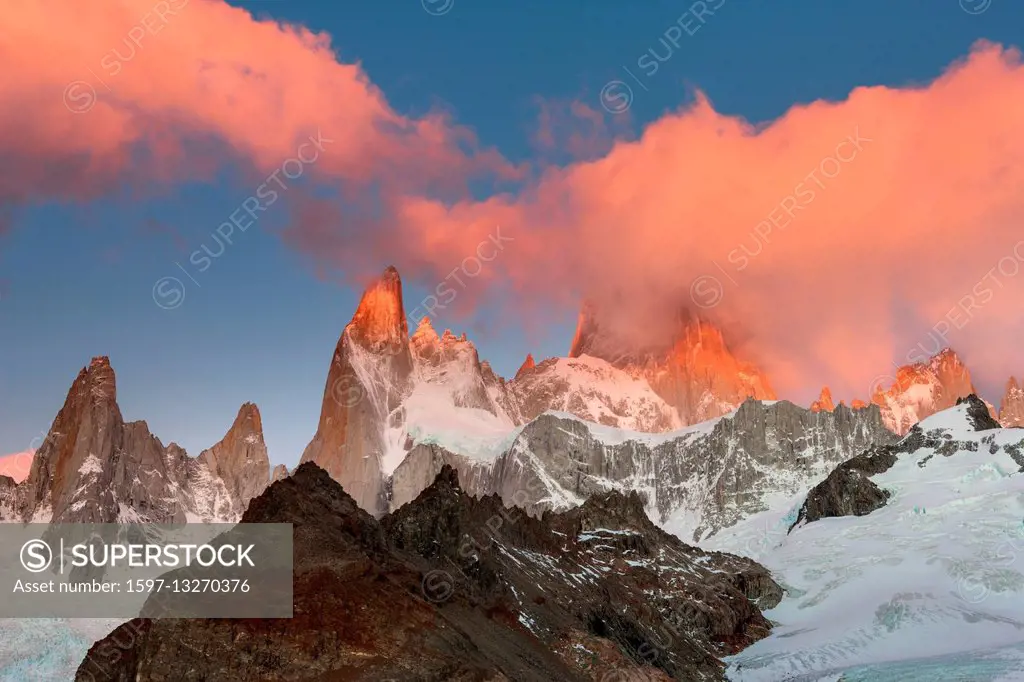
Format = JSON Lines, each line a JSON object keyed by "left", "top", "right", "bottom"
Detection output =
{"left": 515, "top": 353, "right": 536, "bottom": 379}
{"left": 197, "top": 402, "right": 272, "bottom": 519}
{"left": 271, "top": 463, "right": 289, "bottom": 482}
{"left": 299, "top": 266, "right": 899, "bottom": 528}
{"left": 299, "top": 266, "right": 415, "bottom": 515}
{"left": 569, "top": 301, "right": 776, "bottom": 426}
{"left": 792, "top": 394, "right": 1008, "bottom": 530}
{"left": 810, "top": 387, "right": 835, "bottom": 412}
{"left": 1000, "top": 376, "right": 1024, "bottom": 427}
{"left": 2, "top": 356, "right": 273, "bottom": 524}
{"left": 871, "top": 348, "right": 994, "bottom": 434}
{"left": 789, "top": 446, "right": 897, "bottom": 529}
{"left": 79, "top": 463, "right": 782, "bottom": 682}
{"left": 393, "top": 398, "right": 896, "bottom": 542}
{"left": 0, "top": 475, "right": 18, "bottom": 519}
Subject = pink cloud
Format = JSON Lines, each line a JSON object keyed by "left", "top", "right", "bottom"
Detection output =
{"left": 0, "top": 0, "right": 516, "bottom": 212}
{"left": 4, "top": 4, "right": 1023, "bottom": 405}
{"left": 327, "top": 42, "right": 1024, "bottom": 403}
{"left": 0, "top": 450, "right": 34, "bottom": 483}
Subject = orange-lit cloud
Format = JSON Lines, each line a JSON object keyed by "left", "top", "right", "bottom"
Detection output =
{"left": 0, "top": 0, "right": 515, "bottom": 238}
{"left": 3, "top": 3, "right": 1023, "bottom": 404}
{"left": 0, "top": 450, "right": 34, "bottom": 483}
{"left": 353, "top": 43, "right": 1024, "bottom": 402}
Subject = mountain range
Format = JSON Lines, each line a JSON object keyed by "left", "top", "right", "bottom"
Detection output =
{"left": 5, "top": 264, "right": 1020, "bottom": 533}
{"left": 4, "top": 264, "right": 1024, "bottom": 680}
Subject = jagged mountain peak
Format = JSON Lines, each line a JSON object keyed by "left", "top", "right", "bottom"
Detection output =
{"left": 955, "top": 393, "right": 1003, "bottom": 431}
{"left": 811, "top": 386, "right": 835, "bottom": 412}
{"left": 6, "top": 356, "right": 274, "bottom": 526}
{"left": 515, "top": 353, "right": 536, "bottom": 379}
{"left": 567, "top": 299, "right": 775, "bottom": 425}
{"left": 440, "top": 328, "right": 469, "bottom": 344}
{"left": 78, "top": 355, "right": 118, "bottom": 403}
{"left": 1000, "top": 376, "right": 1024, "bottom": 427}
{"left": 411, "top": 315, "right": 438, "bottom": 340}
{"left": 232, "top": 401, "right": 263, "bottom": 434}
{"left": 198, "top": 401, "right": 271, "bottom": 516}
{"left": 929, "top": 346, "right": 966, "bottom": 370}
{"left": 347, "top": 265, "right": 409, "bottom": 348}
{"left": 871, "top": 348, "right": 985, "bottom": 434}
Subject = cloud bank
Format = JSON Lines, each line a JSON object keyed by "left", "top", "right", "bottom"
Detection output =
{"left": 3, "top": 1, "right": 1023, "bottom": 402}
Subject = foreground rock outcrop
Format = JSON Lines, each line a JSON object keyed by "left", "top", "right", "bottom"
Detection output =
{"left": 789, "top": 446, "right": 898, "bottom": 529}
{"left": 78, "top": 463, "right": 782, "bottom": 681}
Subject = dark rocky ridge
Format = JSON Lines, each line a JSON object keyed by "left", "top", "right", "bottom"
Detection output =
{"left": 791, "top": 394, "right": 1005, "bottom": 530}
{"left": 78, "top": 463, "right": 783, "bottom": 681}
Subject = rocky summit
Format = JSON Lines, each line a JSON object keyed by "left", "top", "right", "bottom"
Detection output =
{"left": 78, "top": 462, "right": 782, "bottom": 682}
{"left": 1, "top": 356, "right": 274, "bottom": 525}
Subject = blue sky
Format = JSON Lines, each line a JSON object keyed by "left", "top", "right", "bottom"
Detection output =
{"left": 1, "top": 0, "right": 1021, "bottom": 467}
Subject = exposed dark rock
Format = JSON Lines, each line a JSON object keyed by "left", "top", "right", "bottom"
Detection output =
{"left": 789, "top": 446, "right": 898, "bottom": 531}
{"left": 79, "top": 464, "right": 782, "bottom": 682}
{"left": 957, "top": 394, "right": 1002, "bottom": 431}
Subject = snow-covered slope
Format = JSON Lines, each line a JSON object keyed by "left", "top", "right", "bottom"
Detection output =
{"left": 386, "top": 319, "right": 520, "bottom": 471}
{"left": 510, "top": 354, "right": 680, "bottom": 433}
{"left": 704, "top": 400, "right": 1024, "bottom": 681}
